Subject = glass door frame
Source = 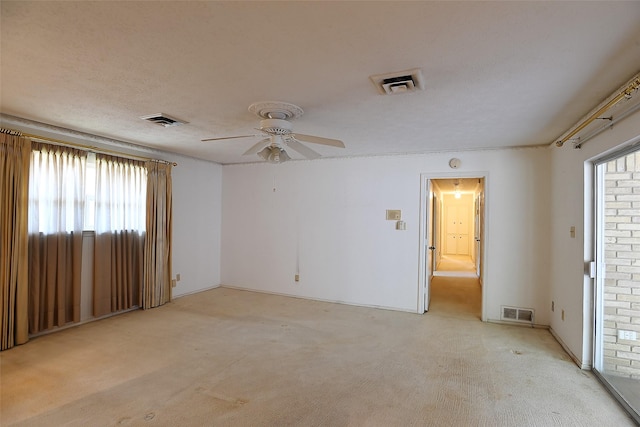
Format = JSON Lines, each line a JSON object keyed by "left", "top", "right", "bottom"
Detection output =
{"left": 592, "top": 145, "right": 640, "bottom": 424}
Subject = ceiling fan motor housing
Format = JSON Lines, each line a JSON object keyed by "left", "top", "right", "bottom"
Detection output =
{"left": 260, "top": 118, "right": 293, "bottom": 135}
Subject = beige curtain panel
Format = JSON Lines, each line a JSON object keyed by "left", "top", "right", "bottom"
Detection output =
{"left": 28, "top": 234, "right": 83, "bottom": 332}
{"left": 93, "top": 230, "right": 144, "bottom": 317}
{"left": 28, "top": 143, "right": 86, "bottom": 334}
{"left": 93, "top": 154, "right": 145, "bottom": 318}
{"left": 143, "top": 161, "right": 172, "bottom": 309}
{"left": 0, "top": 133, "right": 31, "bottom": 350}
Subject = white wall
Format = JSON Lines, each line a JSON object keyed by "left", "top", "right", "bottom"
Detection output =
{"left": 171, "top": 155, "right": 222, "bottom": 297}
{"left": 222, "top": 147, "right": 551, "bottom": 323}
{"left": 549, "top": 109, "right": 640, "bottom": 367}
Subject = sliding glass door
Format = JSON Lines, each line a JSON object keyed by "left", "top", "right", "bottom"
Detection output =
{"left": 594, "top": 147, "right": 640, "bottom": 423}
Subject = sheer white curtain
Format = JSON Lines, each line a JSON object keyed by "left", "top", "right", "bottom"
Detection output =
{"left": 93, "top": 154, "right": 146, "bottom": 317}
{"left": 28, "top": 142, "right": 86, "bottom": 333}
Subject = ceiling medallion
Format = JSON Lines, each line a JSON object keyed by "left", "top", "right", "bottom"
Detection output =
{"left": 248, "top": 101, "right": 304, "bottom": 120}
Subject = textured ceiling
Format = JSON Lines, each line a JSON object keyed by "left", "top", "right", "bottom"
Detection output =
{"left": 1, "top": 1, "right": 639, "bottom": 164}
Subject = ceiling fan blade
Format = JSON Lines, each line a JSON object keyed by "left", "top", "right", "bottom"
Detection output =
{"left": 242, "top": 138, "right": 271, "bottom": 156}
{"left": 201, "top": 134, "right": 259, "bottom": 142}
{"left": 292, "top": 133, "right": 345, "bottom": 148}
{"left": 285, "top": 138, "right": 321, "bottom": 159}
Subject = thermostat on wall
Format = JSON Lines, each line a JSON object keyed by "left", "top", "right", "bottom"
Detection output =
{"left": 449, "top": 158, "right": 461, "bottom": 169}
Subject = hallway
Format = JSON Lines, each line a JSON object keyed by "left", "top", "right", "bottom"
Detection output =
{"left": 434, "top": 254, "right": 477, "bottom": 277}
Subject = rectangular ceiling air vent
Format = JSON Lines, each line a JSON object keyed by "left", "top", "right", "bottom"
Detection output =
{"left": 370, "top": 68, "right": 425, "bottom": 95}
{"left": 140, "top": 113, "right": 187, "bottom": 128}
{"left": 501, "top": 306, "right": 534, "bottom": 324}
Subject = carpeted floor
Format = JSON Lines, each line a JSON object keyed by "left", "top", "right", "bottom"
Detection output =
{"left": 1, "top": 280, "right": 635, "bottom": 426}
{"left": 435, "top": 255, "right": 477, "bottom": 277}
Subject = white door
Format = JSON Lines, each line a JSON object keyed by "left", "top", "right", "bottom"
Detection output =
{"left": 424, "top": 183, "right": 436, "bottom": 311}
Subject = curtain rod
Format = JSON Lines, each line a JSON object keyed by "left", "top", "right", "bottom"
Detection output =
{"left": 0, "top": 127, "right": 177, "bottom": 167}
{"left": 553, "top": 73, "right": 640, "bottom": 148}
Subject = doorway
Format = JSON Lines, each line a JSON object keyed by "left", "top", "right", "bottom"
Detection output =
{"left": 419, "top": 175, "right": 486, "bottom": 318}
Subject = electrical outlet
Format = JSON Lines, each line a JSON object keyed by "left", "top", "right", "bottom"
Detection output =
{"left": 171, "top": 279, "right": 177, "bottom": 288}
{"left": 618, "top": 330, "right": 637, "bottom": 341}
{"left": 561, "top": 309, "right": 565, "bottom": 321}
{"left": 176, "top": 273, "right": 181, "bottom": 281}
{"left": 295, "top": 274, "right": 300, "bottom": 282}
{"left": 551, "top": 301, "right": 554, "bottom": 312}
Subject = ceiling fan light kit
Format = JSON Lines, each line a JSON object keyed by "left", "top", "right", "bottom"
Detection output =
{"left": 258, "top": 146, "right": 290, "bottom": 164}
{"left": 202, "top": 101, "right": 345, "bottom": 163}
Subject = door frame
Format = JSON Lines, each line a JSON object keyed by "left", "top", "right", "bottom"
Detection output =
{"left": 418, "top": 172, "right": 488, "bottom": 319}
{"left": 591, "top": 143, "right": 640, "bottom": 424}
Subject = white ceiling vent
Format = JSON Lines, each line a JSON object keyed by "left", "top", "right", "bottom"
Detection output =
{"left": 370, "top": 68, "right": 425, "bottom": 95}
{"left": 140, "top": 113, "right": 188, "bottom": 128}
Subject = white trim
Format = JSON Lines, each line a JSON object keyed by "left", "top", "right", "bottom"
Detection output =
{"left": 172, "top": 284, "right": 221, "bottom": 299}
{"left": 220, "top": 285, "right": 417, "bottom": 314}
{"left": 417, "top": 175, "right": 429, "bottom": 314}
{"left": 550, "top": 327, "right": 591, "bottom": 370}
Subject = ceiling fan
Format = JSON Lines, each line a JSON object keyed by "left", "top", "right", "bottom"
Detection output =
{"left": 202, "top": 101, "right": 345, "bottom": 163}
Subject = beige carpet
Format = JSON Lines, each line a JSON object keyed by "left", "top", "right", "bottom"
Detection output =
{"left": 1, "top": 280, "right": 635, "bottom": 426}
{"left": 435, "top": 255, "right": 477, "bottom": 277}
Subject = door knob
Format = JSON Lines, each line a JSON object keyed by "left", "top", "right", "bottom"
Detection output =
{"left": 428, "top": 246, "right": 436, "bottom": 250}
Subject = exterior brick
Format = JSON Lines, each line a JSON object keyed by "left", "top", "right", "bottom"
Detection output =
{"left": 616, "top": 351, "right": 640, "bottom": 362}
{"left": 618, "top": 294, "right": 640, "bottom": 302}
{"left": 603, "top": 153, "right": 640, "bottom": 377}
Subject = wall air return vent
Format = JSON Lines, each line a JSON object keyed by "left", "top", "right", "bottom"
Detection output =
{"left": 370, "top": 68, "right": 425, "bottom": 95}
{"left": 140, "top": 113, "right": 187, "bottom": 128}
{"left": 501, "top": 306, "right": 534, "bottom": 324}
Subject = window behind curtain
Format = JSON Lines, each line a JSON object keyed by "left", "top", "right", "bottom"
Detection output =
{"left": 94, "top": 154, "right": 146, "bottom": 233}
{"left": 28, "top": 146, "right": 148, "bottom": 326}
{"left": 28, "top": 145, "right": 86, "bottom": 234}
{"left": 93, "top": 153, "right": 147, "bottom": 317}
{"left": 28, "top": 143, "right": 86, "bottom": 333}
{"left": 29, "top": 150, "right": 147, "bottom": 233}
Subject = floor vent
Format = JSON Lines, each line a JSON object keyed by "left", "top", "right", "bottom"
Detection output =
{"left": 370, "top": 68, "right": 425, "bottom": 95}
{"left": 501, "top": 306, "right": 534, "bottom": 324}
{"left": 140, "top": 113, "right": 187, "bottom": 128}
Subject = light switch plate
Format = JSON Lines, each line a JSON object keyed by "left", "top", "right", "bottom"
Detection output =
{"left": 386, "top": 210, "right": 401, "bottom": 220}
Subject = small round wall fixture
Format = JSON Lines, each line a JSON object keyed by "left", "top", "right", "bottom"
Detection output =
{"left": 448, "top": 158, "right": 461, "bottom": 169}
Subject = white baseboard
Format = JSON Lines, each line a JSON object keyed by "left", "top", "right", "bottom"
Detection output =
{"left": 172, "top": 283, "right": 220, "bottom": 300}
{"left": 486, "top": 318, "right": 549, "bottom": 329}
{"left": 549, "top": 327, "right": 591, "bottom": 370}
{"left": 220, "top": 284, "right": 417, "bottom": 314}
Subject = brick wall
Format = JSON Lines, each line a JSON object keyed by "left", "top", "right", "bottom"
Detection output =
{"left": 603, "top": 151, "right": 640, "bottom": 379}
